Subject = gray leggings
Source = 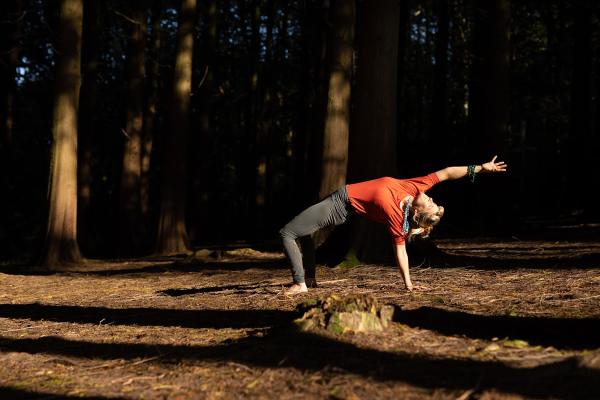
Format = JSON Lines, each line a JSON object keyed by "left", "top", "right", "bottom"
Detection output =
{"left": 279, "top": 186, "right": 352, "bottom": 283}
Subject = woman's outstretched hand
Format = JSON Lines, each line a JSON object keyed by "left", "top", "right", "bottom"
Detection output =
{"left": 481, "top": 155, "right": 507, "bottom": 173}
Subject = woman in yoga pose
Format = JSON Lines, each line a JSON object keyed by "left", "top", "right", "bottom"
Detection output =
{"left": 279, "top": 156, "right": 507, "bottom": 295}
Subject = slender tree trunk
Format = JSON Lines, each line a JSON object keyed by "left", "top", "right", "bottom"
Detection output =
{"left": 0, "top": 0, "right": 21, "bottom": 150}
{"left": 189, "top": 0, "right": 217, "bottom": 243}
{"left": 395, "top": 0, "right": 410, "bottom": 173}
{"left": 569, "top": 0, "right": 592, "bottom": 216}
{"left": 155, "top": 0, "right": 196, "bottom": 255}
{"left": 242, "top": 0, "right": 261, "bottom": 240}
{"left": 470, "top": 0, "right": 510, "bottom": 156}
{"left": 254, "top": 0, "right": 276, "bottom": 239}
{"left": 432, "top": 0, "right": 449, "bottom": 162}
{"left": 468, "top": 0, "right": 510, "bottom": 230}
{"left": 78, "top": 0, "right": 101, "bottom": 254}
{"left": 41, "top": 0, "right": 84, "bottom": 268}
{"left": 312, "top": 0, "right": 355, "bottom": 250}
{"left": 119, "top": 1, "right": 147, "bottom": 255}
{"left": 141, "top": 0, "right": 162, "bottom": 221}
{"left": 292, "top": 2, "right": 328, "bottom": 211}
{"left": 318, "top": 0, "right": 355, "bottom": 200}
{"left": 348, "top": 0, "right": 400, "bottom": 263}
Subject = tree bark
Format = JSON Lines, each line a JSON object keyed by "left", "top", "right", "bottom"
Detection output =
{"left": 318, "top": 0, "right": 355, "bottom": 200}
{"left": 78, "top": 0, "right": 101, "bottom": 254}
{"left": 467, "top": 0, "right": 511, "bottom": 232}
{"left": 0, "top": 0, "right": 21, "bottom": 150}
{"left": 119, "top": 0, "right": 147, "bottom": 255}
{"left": 348, "top": 0, "right": 400, "bottom": 263}
{"left": 141, "top": 0, "right": 162, "bottom": 221}
{"left": 432, "top": 0, "right": 449, "bottom": 162}
{"left": 41, "top": 0, "right": 84, "bottom": 268}
{"left": 155, "top": 0, "right": 196, "bottom": 255}
{"left": 313, "top": 0, "right": 355, "bottom": 249}
{"left": 569, "top": 0, "right": 592, "bottom": 216}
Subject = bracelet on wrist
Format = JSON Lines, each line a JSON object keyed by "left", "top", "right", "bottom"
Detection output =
{"left": 467, "top": 164, "right": 477, "bottom": 183}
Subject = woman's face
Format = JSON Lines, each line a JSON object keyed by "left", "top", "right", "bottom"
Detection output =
{"left": 413, "top": 192, "right": 440, "bottom": 215}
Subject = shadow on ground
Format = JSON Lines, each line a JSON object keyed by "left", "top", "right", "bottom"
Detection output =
{"left": 394, "top": 306, "right": 600, "bottom": 350}
{"left": 0, "top": 319, "right": 598, "bottom": 399}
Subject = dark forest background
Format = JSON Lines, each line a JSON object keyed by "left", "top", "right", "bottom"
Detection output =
{"left": 1, "top": 0, "right": 599, "bottom": 267}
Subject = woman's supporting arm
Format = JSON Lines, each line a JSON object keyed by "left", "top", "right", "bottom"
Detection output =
{"left": 395, "top": 244, "right": 413, "bottom": 291}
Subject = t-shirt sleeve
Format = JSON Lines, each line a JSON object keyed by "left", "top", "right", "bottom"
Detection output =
{"left": 392, "top": 234, "right": 406, "bottom": 245}
{"left": 387, "top": 218, "right": 407, "bottom": 245}
{"left": 408, "top": 172, "right": 440, "bottom": 193}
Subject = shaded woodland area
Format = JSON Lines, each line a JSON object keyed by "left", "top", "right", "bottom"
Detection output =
{"left": 1, "top": 0, "right": 598, "bottom": 267}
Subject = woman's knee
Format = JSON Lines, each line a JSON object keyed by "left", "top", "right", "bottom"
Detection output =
{"left": 279, "top": 226, "right": 297, "bottom": 241}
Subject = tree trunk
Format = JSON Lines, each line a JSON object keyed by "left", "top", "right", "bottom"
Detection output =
{"left": 313, "top": 0, "right": 355, "bottom": 248}
{"left": 0, "top": 0, "right": 21, "bottom": 150}
{"left": 141, "top": 0, "right": 162, "bottom": 221}
{"left": 155, "top": 0, "right": 196, "bottom": 255}
{"left": 254, "top": 0, "right": 276, "bottom": 239}
{"left": 348, "top": 0, "right": 400, "bottom": 263}
{"left": 41, "top": 0, "right": 84, "bottom": 268}
{"left": 119, "top": 0, "right": 147, "bottom": 255}
{"left": 318, "top": 0, "right": 355, "bottom": 200}
{"left": 395, "top": 0, "right": 410, "bottom": 173}
{"left": 569, "top": 1, "right": 592, "bottom": 216}
{"left": 469, "top": 0, "right": 510, "bottom": 156}
{"left": 432, "top": 0, "right": 449, "bottom": 163}
{"left": 189, "top": 0, "right": 217, "bottom": 244}
{"left": 468, "top": 0, "right": 511, "bottom": 231}
{"left": 293, "top": 2, "right": 329, "bottom": 211}
{"left": 78, "top": 0, "right": 101, "bottom": 255}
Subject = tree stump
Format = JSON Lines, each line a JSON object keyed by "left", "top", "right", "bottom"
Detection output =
{"left": 294, "top": 294, "right": 395, "bottom": 334}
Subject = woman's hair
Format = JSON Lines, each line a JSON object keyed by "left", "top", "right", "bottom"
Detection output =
{"left": 407, "top": 205, "right": 445, "bottom": 241}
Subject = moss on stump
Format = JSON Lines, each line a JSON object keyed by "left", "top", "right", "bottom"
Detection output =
{"left": 294, "top": 294, "right": 395, "bottom": 334}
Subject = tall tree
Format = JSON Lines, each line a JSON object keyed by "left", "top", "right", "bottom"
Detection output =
{"left": 395, "top": 0, "right": 410, "bottom": 173}
{"left": 569, "top": 0, "right": 593, "bottom": 216}
{"left": 468, "top": 0, "right": 511, "bottom": 230}
{"left": 318, "top": 0, "right": 355, "bottom": 200}
{"left": 78, "top": 0, "right": 101, "bottom": 254}
{"left": 0, "top": 0, "right": 21, "bottom": 150}
{"left": 432, "top": 0, "right": 450, "bottom": 161}
{"left": 119, "top": 0, "right": 147, "bottom": 255}
{"left": 141, "top": 0, "right": 163, "bottom": 220}
{"left": 469, "top": 0, "right": 510, "bottom": 156}
{"left": 41, "top": 0, "right": 84, "bottom": 267}
{"left": 155, "top": 0, "right": 197, "bottom": 255}
{"left": 189, "top": 0, "right": 217, "bottom": 243}
{"left": 348, "top": 0, "right": 400, "bottom": 263}
{"left": 313, "top": 0, "right": 355, "bottom": 250}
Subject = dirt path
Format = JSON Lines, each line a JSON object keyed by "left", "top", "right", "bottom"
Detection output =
{"left": 0, "top": 239, "right": 599, "bottom": 399}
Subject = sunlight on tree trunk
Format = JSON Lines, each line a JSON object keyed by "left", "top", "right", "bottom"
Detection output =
{"left": 319, "top": 0, "right": 355, "bottom": 200}
{"left": 155, "top": 0, "right": 196, "bottom": 255}
{"left": 314, "top": 0, "right": 355, "bottom": 248}
{"left": 41, "top": 0, "right": 84, "bottom": 268}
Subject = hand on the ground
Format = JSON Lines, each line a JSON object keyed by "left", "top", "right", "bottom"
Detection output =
{"left": 481, "top": 155, "right": 507, "bottom": 173}
{"left": 406, "top": 284, "right": 429, "bottom": 292}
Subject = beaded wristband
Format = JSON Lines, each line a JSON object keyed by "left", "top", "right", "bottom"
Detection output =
{"left": 467, "top": 164, "right": 477, "bottom": 183}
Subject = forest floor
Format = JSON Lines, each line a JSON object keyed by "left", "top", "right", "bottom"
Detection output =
{"left": 0, "top": 234, "right": 600, "bottom": 399}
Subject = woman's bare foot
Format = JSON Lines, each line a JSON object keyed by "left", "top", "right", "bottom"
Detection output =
{"left": 284, "top": 282, "right": 308, "bottom": 295}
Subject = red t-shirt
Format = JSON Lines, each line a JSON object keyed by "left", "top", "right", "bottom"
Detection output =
{"left": 346, "top": 173, "right": 440, "bottom": 245}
